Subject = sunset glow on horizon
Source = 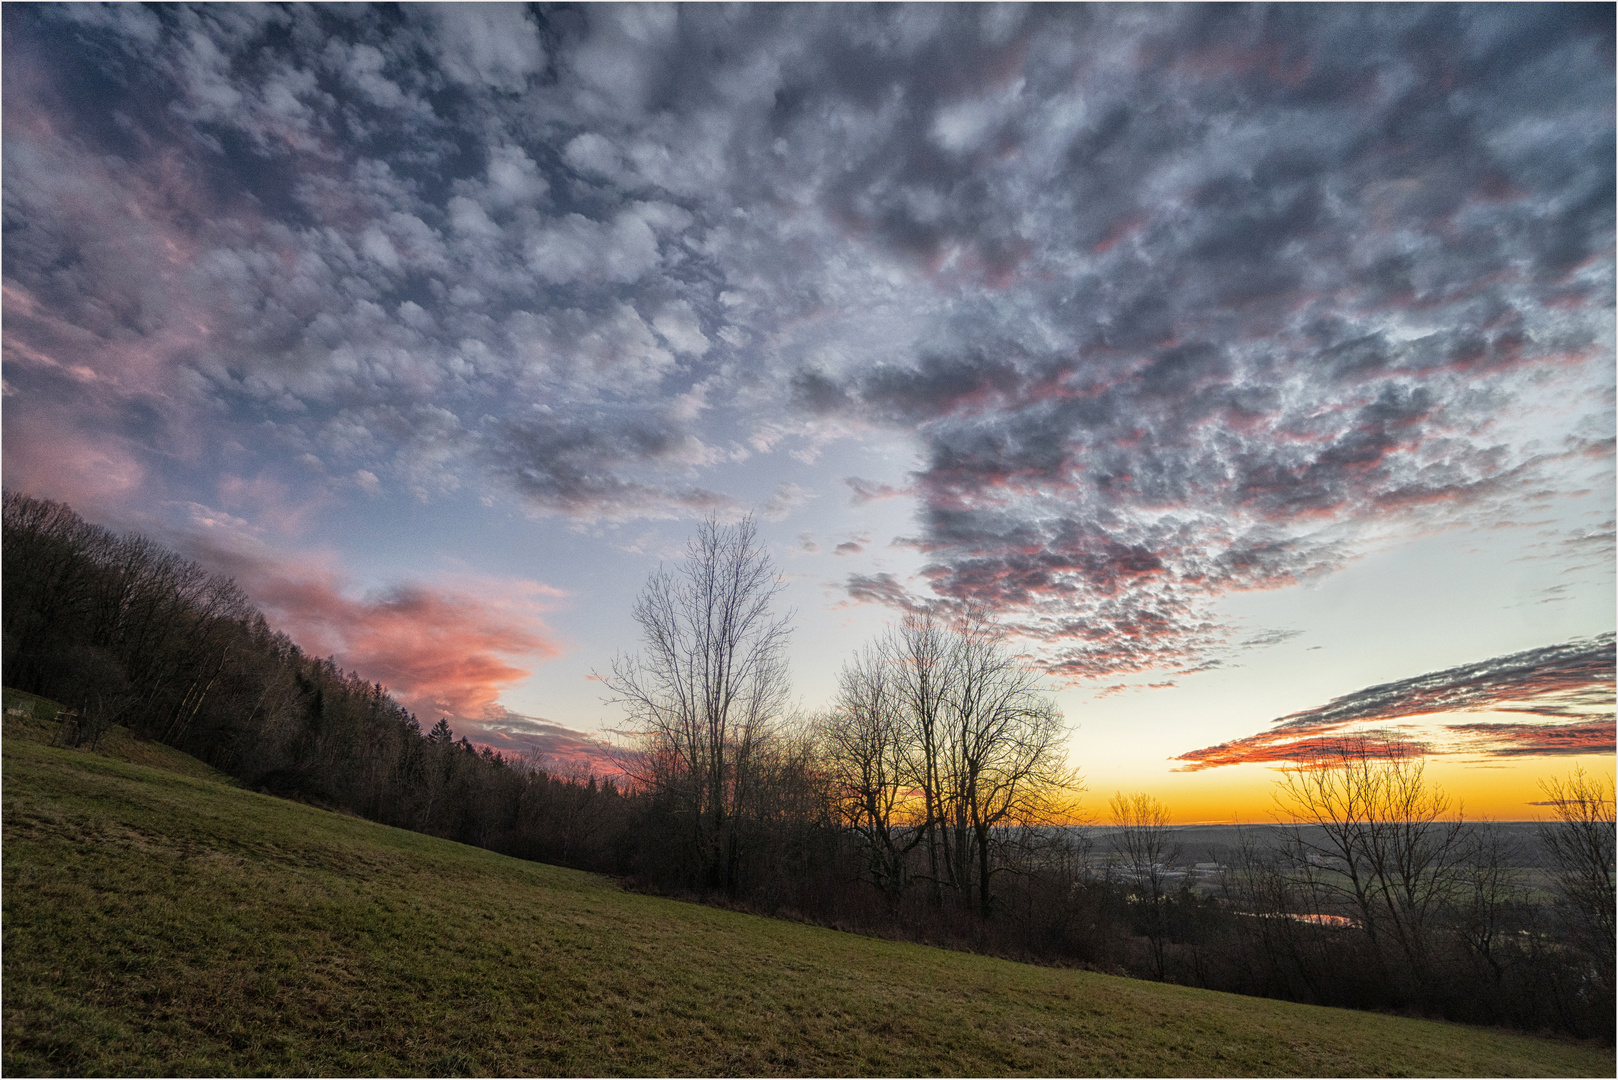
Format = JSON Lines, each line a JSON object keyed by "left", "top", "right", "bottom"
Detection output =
{"left": 3, "top": 4, "right": 1612, "bottom": 821}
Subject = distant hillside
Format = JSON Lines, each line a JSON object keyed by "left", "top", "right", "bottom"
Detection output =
{"left": 1075, "top": 822, "right": 1566, "bottom": 870}
{"left": 4, "top": 713, "right": 1610, "bottom": 1077}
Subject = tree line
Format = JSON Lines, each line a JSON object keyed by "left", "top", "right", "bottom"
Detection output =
{"left": 4, "top": 493, "right": 1611, "bottom": 1041}
{"left": 2, "top": 491, "right": 624, "bottom": 866}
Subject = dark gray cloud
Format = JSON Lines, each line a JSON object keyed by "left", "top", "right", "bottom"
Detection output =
{"left": 845, "top": 572, "right": 928, "bottom": 613}
{"left": 1275, "top": 634, "right": 1611, "bottom": 728}
{"left": 3, "top": 4, "right": 1611, "bottom": 678}
{"left": 483, "top": 408, "right": 731, "bottom": 520}
{"left": 1443, "top": 719, "right": 1615, "bottom": 758}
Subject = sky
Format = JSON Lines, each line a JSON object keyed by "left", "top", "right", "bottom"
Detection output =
{"left": 3, "top": 3, "right": 1614, "bottom": 822}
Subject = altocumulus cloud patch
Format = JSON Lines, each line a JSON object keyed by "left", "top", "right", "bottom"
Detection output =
{"left": 2, "top": 3, "right": 1612, "bottom": 705}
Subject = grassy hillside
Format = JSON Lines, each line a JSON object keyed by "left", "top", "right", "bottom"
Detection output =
{"left": 3, "top": 712, "right": 1610, "bottom": 1077}
{"left": 3, "top": 689, "right": 227, "bottom": 782}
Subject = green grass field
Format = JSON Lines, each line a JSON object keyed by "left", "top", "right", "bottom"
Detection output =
{"left": 3, "top": 700, "right": 1611, "bottom": 1077}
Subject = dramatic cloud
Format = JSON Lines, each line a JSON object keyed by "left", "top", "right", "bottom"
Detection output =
{"left": 3, "top": 4, "right": 1612, "bottom": 690}
{"left": 1444, "top": 719, "right": 1615, "bottom": 759}
{"left": 253, "top": 574, "right": 562, "bottom": 720}
{"left": 170, "top": 512, "right": 565, "bottom": 722}
{"left": 1176, "top": 634, "right": 1616, "bottom": 770}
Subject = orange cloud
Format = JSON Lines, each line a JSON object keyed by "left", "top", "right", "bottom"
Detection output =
{"left": 1175, "top": 726, "right": 1429, "bottom": 771}
{"left": 1176, "top": 635, "right": 1615, "bottom": 771}
{"left": 252, "top": 571, "right": 563, "bottom": 720}
{"left": 170, "top": 512, "right": 565, "bottom": 722}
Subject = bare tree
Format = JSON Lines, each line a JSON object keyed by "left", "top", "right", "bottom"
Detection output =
{"left": 1274, "top": 736, "right": 1467, "bottom": 985}
{"left": 1222, "top": 826, "right": 1343, "bottom": 1005}
{"left": 601, "top": 515, "right": 792, "bottom": 894}
{"left": 946, "top": 611, "right": 1078, "bottom": 916}
{"left": 886, "top": 609, "right": 956, "bottom": 903}
{"left": 1538, "top": 767, "right": 1616, "bottom": 997}
{"left": 1451, "top": 824, "right": 1530, "bottom": 986}
{"left": 822, "top": 606, "right": 1078, "bottom": 916}
{"left": 818, "top": 644, "right": 927, "bottom": 905}
{"left": 1109, "top": 791, "right": 1181, "bottom": 977}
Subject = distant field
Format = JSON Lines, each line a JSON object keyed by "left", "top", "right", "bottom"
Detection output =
{"left": 3, "top": 704, "right": 1611, "bottom": 1077}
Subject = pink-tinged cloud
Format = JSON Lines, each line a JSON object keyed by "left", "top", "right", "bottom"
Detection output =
{"left": 0, "top": 412, "right": 148, "bottom": 516}
{"left": 1176, "top": 726, "right": 1431, "bottom": 771}
{"left": 168, "top": 515, "right": 566, "bottom": 723}
{"left": 5, "top": 4, "right": 1613, "bottom": 701}
{"left": 1171, "top": 40, "right": 1312, "bottom": 89}
{"left": 215, "top": 473, "right": 336, "bottom": 538}
{"left": 1091, "top": 212, "right": 1148, "bottom": 255}
{"left": 461, "top": 707, "right": 635, "bottom": 779}
{"left": 845, "top": 477, "right": 913, "bottom": 505}
{"left": 252, "top": 572, "right": 562, "bottom": 720}
{"left": 1175, "top": 634, "right": 1615, "bottom": 771}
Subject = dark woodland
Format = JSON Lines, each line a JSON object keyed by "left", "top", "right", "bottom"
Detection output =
{"left": 4, "top": 491, "right": 1612, "bottom": 1042}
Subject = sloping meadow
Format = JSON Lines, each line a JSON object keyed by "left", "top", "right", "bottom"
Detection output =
{"left": 3, "top": 709, "right": 1610, "bottom": 1077}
